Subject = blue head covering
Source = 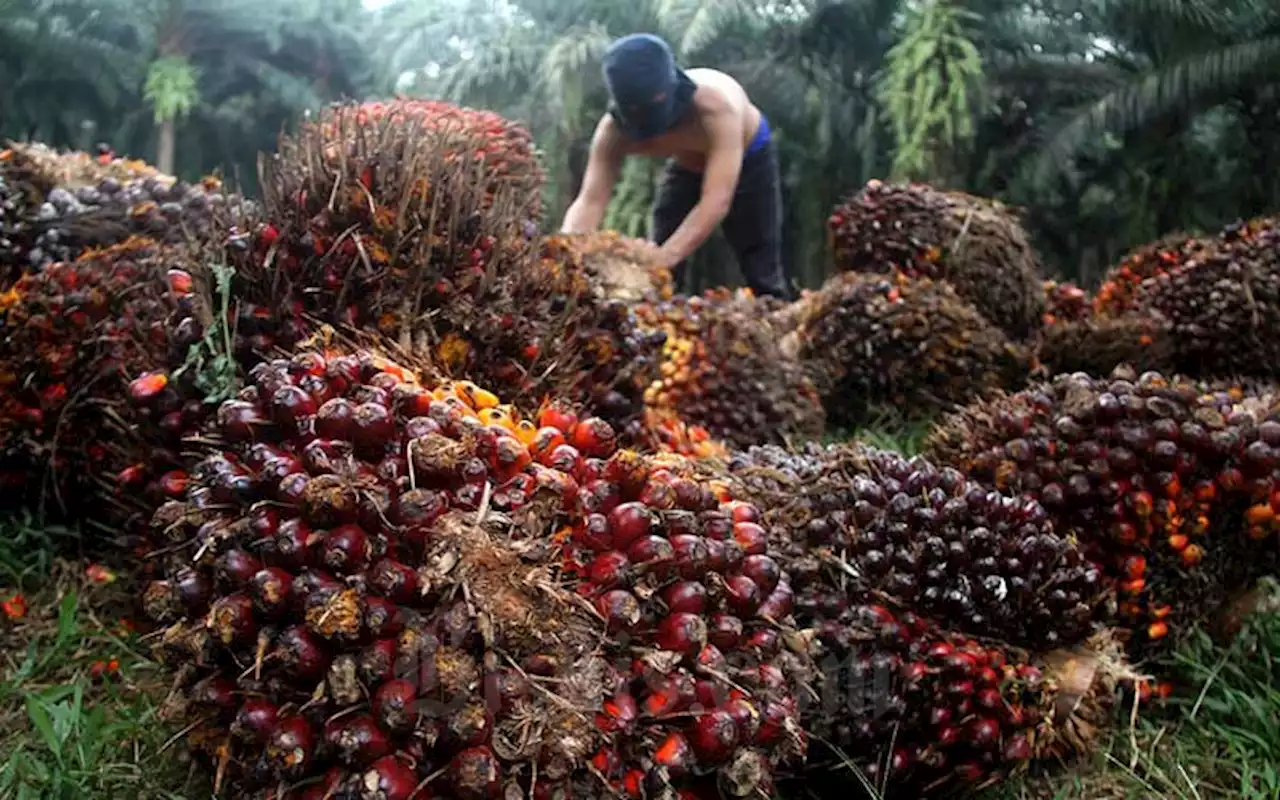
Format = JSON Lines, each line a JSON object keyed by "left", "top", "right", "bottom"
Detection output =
{"left": 601, "top": 33, "right": 696, "bottom": 141}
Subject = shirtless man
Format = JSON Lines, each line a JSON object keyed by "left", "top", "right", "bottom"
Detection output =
{"left": 560, "top": 33, "right": 792, "bottom": 299}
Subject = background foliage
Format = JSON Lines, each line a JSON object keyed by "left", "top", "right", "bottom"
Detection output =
{"left": 3, "top": 0, "right": 1278, "bottom": 287}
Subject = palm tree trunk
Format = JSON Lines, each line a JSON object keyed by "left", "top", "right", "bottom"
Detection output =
{"left": 157, "top": 117, "right": 176, "bottom": 175}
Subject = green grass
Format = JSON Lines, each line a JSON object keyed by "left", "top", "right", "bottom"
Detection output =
{"left": 0, "top": 514, "right": 200, "bottom": 800}
{"left": 982, "top": 583, "right": 1280, "bottom": 800}
{"left": 0, "top": 507, "right": 1276, "bottom": 799}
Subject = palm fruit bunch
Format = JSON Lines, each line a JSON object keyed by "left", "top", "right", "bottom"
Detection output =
{"left": 724, "top": 443, "right": 1105, "bottom": 650}
{"left": 144, "top": 345, "right": 812, "bottom": 799}
{"left": 0, "top": 235, "right": 223, "bottom": 536}
{"left": 1128, "top": 216, "right": 1280, "bottom": 376}
{"left": 1092, "top": 231, "right": 1204, "bottom": 317}
{"left": 718, "top": 444, "right": 1132, "bottom": 796}
{"left": 1036, "top": 314, "right": 1176, "bottom": 378}
{"left": 785, "top": 272, "right": 1030, "bottom": 429}
{"left": 827, "top": 180, "right": 1045, "bottom": 340}
{"left": 1040, "top": 280, "right": 1090, "bottom": 326}
{"left": 793, "top": 609, "right": 1130, "bottom": 797}
{"left": 227, "top": 99, "right": 651, "bottom": 426}
{"left": 542, "top": 231, "right": 675, "bottom": 303}
{"left": 0, "top": 142, "right": 230, "bottom": 281}
{"left": 925, "top": 366, "right": 1280, "bottom": 661}
{"left": 633, "top": 288, "right": 825, "bottom": 450}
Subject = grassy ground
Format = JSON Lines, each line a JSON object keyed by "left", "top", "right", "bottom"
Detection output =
{"left": 0, "top": 514, "right": 204, "bottom": 799}
{"left": 1, "top": 513, "right": 1277, "bottom": 799}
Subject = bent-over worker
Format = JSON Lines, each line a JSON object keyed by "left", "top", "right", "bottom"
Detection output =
{"left": 560, "top": 33, "right": 792, "bottom": 299}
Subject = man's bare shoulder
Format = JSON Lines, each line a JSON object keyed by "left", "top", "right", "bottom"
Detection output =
{"left": 686, "top": 68, "right": 745, "bottom": 116}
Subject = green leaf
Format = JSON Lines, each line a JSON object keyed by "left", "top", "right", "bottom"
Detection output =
{"left": 23, "top": 695, "right": 60, "bottom": 759}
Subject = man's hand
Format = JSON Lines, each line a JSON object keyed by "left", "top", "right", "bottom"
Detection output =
{"left": 653, "top": 100, "right": 745, "bottom": 267}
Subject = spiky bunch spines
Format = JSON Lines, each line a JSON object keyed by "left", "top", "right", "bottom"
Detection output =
{"left": 925, "top": 367, "right": 1280, "bottom": 659}
{"left": 790, "top": 272, "right": 1030, "bottom": 429}
{"left": 146, "top": 347, "right": 811, "bottom": 798}
{"left": 634, "top": 289, "right": 825, "bottom": 451}
{"left": 1130, "top": 216, "right": 1280, "bottom": 376}
{"left": 1093, "top": 231, "right": 1204, "bottom": 317}
{"left": 325, "top": 98, "right": 546, "bottom": 221}
{"left": 244, "top": 97, "right": 543, "bottom": 345}
{"left": 827, "top": 180, "right": 1045, "bottom": 340}
{"left": 0, "top": 142, "right": 231, "bottom": 282}
{"left": 0, "top": 235, "right": 225, "bottom": 534}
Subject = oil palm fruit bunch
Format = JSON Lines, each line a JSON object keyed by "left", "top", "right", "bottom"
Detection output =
{"left": 1129, "top": 216, "right": 1280, "bottom": 376}
{"left": 0, "top": 235, "right": 223, "bottom": 538}
{"left": 720, "top": 445, "right": 1131, "bottom": 796}
{"left": 1041, "top": 280, "right": 1090, "bottom": 326}
{"left": 1093, "top": 231, "right": 1204, "bottom": 317}
{"left": 0, "top": 142, "right": 230, "bottom": 281}
{"left": 793, "top": 605, "right": 1130, "bottom": 797}
{"left": 724, "top": 443, "right": 1105, "bottom": 650}
{"left": 229, "top": 99, "right": 650, "bottom": 421}
{"left": 787, "top": 272, "right": 1030, "bottom": 429}
{"left": 542, "top": 231, "right": 675, "bottom": 303}
{"left": 144, "top": 345, "right": 812, "bottom": 799}
{"left": 925, "top": 367, "right": 1280, "bottom": 661}
{"left": 1036, "top": 314, "right": 1176, "bottom": 378}
{"left": 634, "top": 288, "right": 825, "bottom": 450}
{"left": 827, "top": 180, "right": 1045, "bottom": 340}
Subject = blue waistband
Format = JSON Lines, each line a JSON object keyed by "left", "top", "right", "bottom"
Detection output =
{"left": 746, "top": 114, "right": 771, "bottom": 156}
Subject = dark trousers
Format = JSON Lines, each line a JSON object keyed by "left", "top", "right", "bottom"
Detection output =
{"left": 650, "top": 139, "right": 792, "bottom": 300}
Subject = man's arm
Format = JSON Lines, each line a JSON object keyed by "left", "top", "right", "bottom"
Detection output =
{"left": 653, "top": 101, "right": 744, "bottom": 269}
{"left": 561, "top": 116, "right": 624, "bottom": 234}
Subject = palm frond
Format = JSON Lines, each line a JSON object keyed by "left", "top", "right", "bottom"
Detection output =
{"left": 1029, "top": 35, "right": 1280, "bottom": 185}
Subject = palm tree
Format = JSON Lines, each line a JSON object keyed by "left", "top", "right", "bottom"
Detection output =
{"left": 0, "top": 0, "right": 140, "bottom": 145}
{"left": 121, "top": 0, "right": 373, "bottom": 176}
{"left": 1024, "top": 0, "right": 1280, "bottom": 187}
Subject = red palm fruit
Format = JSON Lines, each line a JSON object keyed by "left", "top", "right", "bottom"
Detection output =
{"left": 451, "top": 746, "right": 500, "bottom": 798}
{"left": 323, "top": 714, "right": 391, "bottom": 766}
{"left": 266, "top": 715, "right": 316, "bottom": 777}
{"left": 231, "top": 698, "right": 280, "bottom": 744}
{"left": 723, "top": 575, "right": 762, "bottom": 617}
{"left": 644, "top": 672, "right": 696, "bottom": 716}
{"left": 209, "top": 594, "right": 256, "bottom": 646}
{"left": 654, "top": 732, "right": 694, "bottom": 773}
{"left": 361, "top": 755, "right": 422, "bottom": 800}
{"left": 372, "top": 679, "right": 419, "bottom": 733}
{"left": 588, "top": 551, "right": 632, "bottom": 589}
{"left": 249, "top": 567, "right": 293, "bottom": 617}
{"left": 596, "top": 589, "right": 641, "bottom": 633}
{"left": 607, "top": 502, "right": 653, "bottom": 550}
{"left": 731, "top": 522, "right": 767, "bottom": 556}
{"left": 663, "top": 581, "right": 708, "bottom": 614}
{"left": 627, "top": 534, "right": 675, "bottom": 568}
{"left": 690, "top": 708, "right": 739, "bottom": 763}
{"left": 707, "top": 614, "right": 743, "bottom": 650}
{"left": 657, "top": 612, "right": 708, "bottom": 656}
{"left": 596, "top": 692, "right": 639, "bottom": 733}
{"left": 570, "top": 417, "right": 617, "bottom": 458}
